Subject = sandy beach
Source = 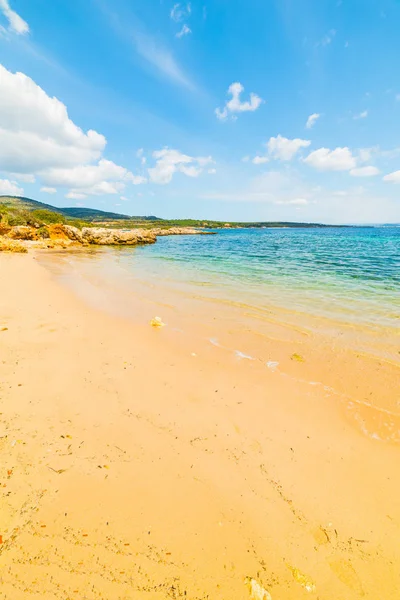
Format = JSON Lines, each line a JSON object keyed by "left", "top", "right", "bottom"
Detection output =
{"left": 1, "top": 251, "right": 400, "bottom": 600}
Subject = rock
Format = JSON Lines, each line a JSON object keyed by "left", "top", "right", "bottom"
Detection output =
{"left": 0, "top": 236, "right": 28, "bottom": 253}
{"left": 81, "top": 227, "right": 157, "bottom": 245}
{"left": 8, "top": 226, "right": 39, "bottom": 241}
{"left": 47, "top": 224, "right": 71, "bottom": 240}
{"left": 151, "top": 227, "right": 215, "bottom": 236}
{"left": 0, "top": 223, "right": 11, "bottom": 236}
{"left": 62, "top": 225, "right": 84, "bottom": 243}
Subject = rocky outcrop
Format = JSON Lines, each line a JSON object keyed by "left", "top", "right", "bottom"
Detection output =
{"left": 62, "top": 225, "right": 84, "bottom": 243}
{"left": 8, "top": 226, "right": 39, "bottom": 241}
{"left": 4, "top": 223, "right": 214, "bottom": 249}
{"left": 152, "top": 227, "right": 215, "bottom": 236}
{"left": 80, "top": 227, "right": 157, "bottom": 245}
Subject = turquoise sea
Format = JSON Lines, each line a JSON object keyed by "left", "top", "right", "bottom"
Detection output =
{"left": 113, "top": 226, "right": 400, "bottom": 331}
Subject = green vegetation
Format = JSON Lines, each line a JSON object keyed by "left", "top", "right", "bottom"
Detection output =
{"left": 0, "top": 195, "right": 344, "bottom": 230}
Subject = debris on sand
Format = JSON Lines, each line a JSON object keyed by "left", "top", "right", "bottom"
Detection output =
{"left": 245, "top": 577, "right": 273, "bottom": 600}
{"left": 150, "top": 316, "right": 165, "bottom": 328}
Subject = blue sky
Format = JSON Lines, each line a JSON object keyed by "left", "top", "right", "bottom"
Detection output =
{"left": 1, "top": 0, "right": 400, "bottom": 223}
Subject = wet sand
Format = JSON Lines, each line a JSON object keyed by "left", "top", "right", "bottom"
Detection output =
{"left": 0, "top": 252, "right": 399, "bottom": 599}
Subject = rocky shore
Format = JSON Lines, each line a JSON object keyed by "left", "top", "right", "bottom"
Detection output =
{"left": 0, "top": 224, "right": 214, "bottom": 252}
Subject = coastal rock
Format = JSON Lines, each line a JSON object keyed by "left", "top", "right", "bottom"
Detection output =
{"left": 152, "top": 227, "right": 215, "bottom": 236}
{"left": 62, "top": 225, "right": 84, "bottom": 243}
{"left": 81, "top": 227, "right": 157, "bottom": 245}
{"left": 8, "top": 226, "right": 39, "bottom": 241}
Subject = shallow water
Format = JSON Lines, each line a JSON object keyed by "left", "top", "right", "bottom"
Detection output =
{"left": 114, "top": 226, "right": 400, "bottom": 330}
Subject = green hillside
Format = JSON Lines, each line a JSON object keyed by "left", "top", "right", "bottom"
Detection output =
{"left": 0, "top": 195, "right": 343, "bottom": 229}
{"left": 0, "top": 196, "right": 160, "bottom": 222}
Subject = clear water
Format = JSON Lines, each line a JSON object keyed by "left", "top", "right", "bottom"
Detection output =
{"left": 114, "top": 226, "right": 400, "bottom": 330}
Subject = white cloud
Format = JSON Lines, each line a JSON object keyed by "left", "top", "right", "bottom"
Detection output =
{"left": 354, "top": 110, "right": 368, "bottom": 119}
{"left": 170, "top": 3, "right": 191, "bottom": 22}
{"left": 136, "top": 148, "right": 147, "bottom": 165}
{"left": 176, "top": 24, "right": 191, "bottom": 38}
{"left": 358, "top": 148, "right": 374, "bottom": 163}
{"left": 0, "top": 64, "right": 105, "bottom": 174}
{"left": 0, "top": 0, "right": 29, "bottom": 35}
{"left": 66, "top": 191, "right": 87, "bottom": 200}
{"left": 350, "top": 166, "right": 380, "bottom": 177}
{"left": 267, "top": 135, "right": 311, "bottom": 161}
{"left": 148, "top": 148, "right": 213, "bottom": 184}
{"left": 0, "top": 177, "right": 23, "bottom": 195}
{"left": 208, "top": 168, "right": 216, "bottom": 174}
{"left": 216, "top": 82, "right": 263, "bottom": 120}
{"left": 252, "top": 156, "right": 269, "bottom": 165}
{"left": 306, "top": 113, "right": 320, "bottom": 129}
{"left": 6, "top": 172, "right": 35, "bottom": 183}
{"left": 42, "top": 159, "right": 146, "bottom": 196}
{"left": 383, "top": 170, "right": 400, "bottom": 183}
{"left": 304, "top": 147, "right": 357, "bottom": 171}
{"left": 0, "top": 64, "right": 145, "bottom": 198}
{"left": 40, "top": 186, "right": 57, "bottom": 194}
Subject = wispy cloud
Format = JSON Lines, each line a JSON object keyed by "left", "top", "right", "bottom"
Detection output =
{"left": 95, "top": 2, "right": 195, "bottom": 91}
{"left": 306, "top": 113, "right": 320, "bottom": 129}
{"left": 176, "top": 24, "right": 191, "bottom": 38}
{"left": 134, "top": 30, "right": 194, "bottom": 89}
{"left": 354, "top": 110, "right": 368, "bottom": 119}
{"left": 0, "top": 0, "right": 29, "bottom": 35}
{"left": 170, "top": 3, "right": 191, "bottom": 23}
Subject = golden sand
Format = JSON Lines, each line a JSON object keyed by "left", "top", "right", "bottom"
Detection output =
{"left": 0, "top": 252, "right": 399, "bottom": 599}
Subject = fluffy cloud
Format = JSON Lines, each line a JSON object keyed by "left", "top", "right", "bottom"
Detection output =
{"left": 0, "top": 177, "right": 23, "bottom": 195}
{"left": 306, "top": 113, "right": 320, "bottom": 129}
{"left": 42, "top": 159, "right": 147, "bottom": 197}
{"left": 0, "top": 64, "right": 145, "bottom": 198}
{"left": 148, "top": 148, "right": 213, "bottom": 184}
{"left": 383, "top": 170, "right": 400, "bottom": 183}
{"left": 170, "top": 3, "right": 191, "bottom": 22}
{"left": 0, "top": 64, "right": 105, "bottom": 174}
{"left": 65, "top": 191, "right": 87, "bottom": 200}
{"left": 176, "top": 24, "right": 191, "bottom": 38}
{"left": 42, "top": 159, "right": 138, "bottom": 188}
{"left": 0, "top": 0, "right": 29, "bottom": 35}
{"left": 267, "top": 135, "right": 311, "bottom": 161}
{"left": 7, "top": 172, "right": 35, "bottom": 183}
{"left": 216, "top": 82, "right": 263, "bottom": 120}
{"left": 350, "top": 166, "right": 380, "bottom": 177}
{"left": 40, "top": 187, "right": 57, "bottom": 194}
{"left": 304, "top": 147, "right": 357, "bottom": 171}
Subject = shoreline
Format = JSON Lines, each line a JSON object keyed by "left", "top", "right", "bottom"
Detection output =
{"left": 1, "top": 252, "right": 400, "bottom": 599}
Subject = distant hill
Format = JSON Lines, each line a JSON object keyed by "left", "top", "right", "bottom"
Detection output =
{"left": 0, "top": 195, "right": 347, "bottom": 229}
{"left": 0, "top": 196, "right": 161, "bottom": 222}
